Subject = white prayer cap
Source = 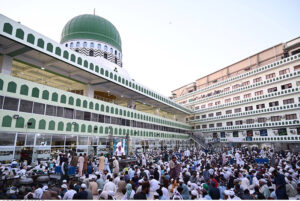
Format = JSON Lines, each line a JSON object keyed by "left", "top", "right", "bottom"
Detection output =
{"left": 62, "top": 180, "right": 67, "bottom": 183}
{"left": 187, "top": 181, "right": 191, "bottom": 185}
{"left": 42, "top": 186, "right": 48, "bottom": 191}
{"left": 191, "top": 190, "right": 198, "bottom": 196}
{"left": 269, "top": 167, "right": 275, "bottom": 173}
{"left": 224, "top": 190, "right": 234, "bottom": 196}
{"left": 179, "top": 178, "right": 184, "bottom": 183}
{"left": 100, "top": 191, "right": 108, "bottom": 199}
{"left": 81, "top": 183, "right": 87, "bottom": 189}
{"left": 259, "top": 179, "right": 267, "bottom": 183}
{"left": 61, "top": 184, "right": 67, "bottom": 189}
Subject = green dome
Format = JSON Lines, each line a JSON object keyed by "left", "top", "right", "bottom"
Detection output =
{"left": 61, "top": 14, "right": 122, "bottom": 52}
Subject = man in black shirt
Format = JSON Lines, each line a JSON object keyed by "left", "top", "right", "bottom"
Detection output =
{"left": 74, "top": 184, "right": 88, "bottom": 200}
{"left": 272, "top": 168, "right": 288, "bottom": 199}
{"left": 133, "top": 182, "right": 150, "bottom": 200}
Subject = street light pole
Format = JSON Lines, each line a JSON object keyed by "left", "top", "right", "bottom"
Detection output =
{"left": 108, "top": 126, "right": 113, "bottom": 156}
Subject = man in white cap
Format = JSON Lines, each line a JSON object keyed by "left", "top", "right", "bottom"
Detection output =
{"left": 63, "top": 183, "right": 77, "bottom": 200}
{"left": 103, "top": 176, "right": 117, "bottom": 196}
{"left": 149, "top": 175, "right": 160, "bottom": 192}
{"left": 259, "top": 178, "right": 270, "bottom": 198}
{"left": 34, "top": 184, "right": 43, "bottom": 199}
{"left": 60, "top": 184, "right": 68, "bottom": 198}
{"left": 115, "top": 142, "right": 124, "bottom": 156}
{"left": 191, "top": 189, "right": 198, "bottom": 199}
{"left": 76, "top": 183, "right": 88, "bottom": 199}
{"left": 112, "top": 157, "right": 119, "bottom": 174}
{"left": 225, "top": 189, "right": 240, "bottom": 200}
{"left": 240, "top": 174, "right": 250, "bottom": 191}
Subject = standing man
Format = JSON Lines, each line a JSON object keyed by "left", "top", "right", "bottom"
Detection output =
{"left": 270, "top": 167, "right": 288, "bottom": 199}
{"left": 98, "top": 153, "right": 105, "bottom": 173}
{"left": 78, "top": 153, "right": 84, "bottom": 176}
{"left": 61, "top": 157, "right": 69, "bottom": 182}
{"left": 104, "top": 154, "right": 111, "bottom": 173}
{"left": 113, "top": 157, "right": 119, "bottom": 174}
{"left": 83, "top": 153, "right": 88, "bottom": 175}
{"left": 169, "top": 156, "right": 177, "bottom": 180}
{"left": 70, "top": 153, "right": 78, "bottom": 168}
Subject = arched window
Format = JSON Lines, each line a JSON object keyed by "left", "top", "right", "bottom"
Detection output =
{"left": 118, "top": 52, "right": 121, "bottom": 58}
{"left": 104, "top": 45, "right": 107, "bottom": 51}
{"left": 110, "top": 48, "right": 113, "bottom": 54}
{"left": 83, "top": 42, "right": 87, "bottom": 48}
{"left": 89, "top": 50, "right": 94, "bottom": 56}
{"left": 37, "top": 39, "right": 44, "bottom": 48}
{"left": 3, "top": 23, "right": 13, "bottom": 34}
{"left": 20, "top": 84, "right": 29, "bottom": 95}
{"left": 19, "top": 116, "right": 30, "bottom": 128}
{"left": 97, "top": 44, "right": 101, "bottom": 49}
{"left": 76, "top": 42, "right": 80, "bottom": 48}
{"left": 70, "top": 42, "right": 74, "bottom": 48}
{"left": 27, "top": 34, "right": 35, "bottom": 44}
{"left": 90, "top": 42, "right": 94, "bottom": 48}
{"left": 7, "top": 81, "right": 17, "bottom": 93}
{"left": 48, "top": 121, "right": 55, "bottom": 130}
{"left": 65, "top": 44, "right": 68, "bottom": 47}
{"left": 32, "top": 87, "right": 40, "bottom": 98}
{"left": 115, "top": 50, "right": 117, "bottom": 55}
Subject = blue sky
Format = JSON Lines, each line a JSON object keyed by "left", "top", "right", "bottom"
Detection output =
{"left": 1, "top": 0, "right": 300, "bottom": 96}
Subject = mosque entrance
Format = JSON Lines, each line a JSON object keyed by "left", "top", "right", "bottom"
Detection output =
{"left": 20, "top": 147, "right": 33, "bottom": 165}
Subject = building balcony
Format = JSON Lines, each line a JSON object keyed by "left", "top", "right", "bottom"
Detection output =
{"left": 186, "top": 70, "right": 300, "bottom": 107}
{"left": 209, "top": 135, "right": 300, "bottom": 143}
{"left": 196, "top": 120, "right": 300, "bottom": 132}
{"left": 193, "top": 87, "right": 300, "bottom": 114}
{"left": 191, "top": 103, "right": 300, "bottom": 123}
{"left": 174, "top": 53, "right": 300, "bottom": 102}
{"left": 0, "top": 73, "right": 191, "bottom": 134}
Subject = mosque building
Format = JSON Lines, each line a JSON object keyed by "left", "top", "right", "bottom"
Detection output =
{"left": 0, "top": 12, "right": 299, "bottom": 163}
{"left": 0, "top": 14, "right": 192, "bottom": 162}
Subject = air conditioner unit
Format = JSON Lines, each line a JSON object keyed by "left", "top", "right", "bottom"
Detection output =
{"left": 273, "top": 130, "right": 278, "bottom": 135}
{"left": 290, "top": 129, "right": 297, "bottom": 135}
{"left": 254, "top": 131, "right": 260, "bottom": 136}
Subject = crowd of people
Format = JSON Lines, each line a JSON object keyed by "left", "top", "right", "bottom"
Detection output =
{"left": 0, "top": 145, "right": 300, "bottom": 200}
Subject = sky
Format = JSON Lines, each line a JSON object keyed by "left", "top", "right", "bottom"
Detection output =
{"left": 1, "top": 0, "right": 300, "bottom": 97}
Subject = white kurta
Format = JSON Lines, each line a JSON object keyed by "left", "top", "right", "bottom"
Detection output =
{"left": 78, "top": 156, "right": 84, "bottom": 176}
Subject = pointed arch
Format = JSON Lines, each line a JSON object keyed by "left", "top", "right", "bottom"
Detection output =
{"left": 2, "top": 115, "right": 12, "bottom": 127}
{"left": 38, "top": 119, "right": 46, "bottom": 130}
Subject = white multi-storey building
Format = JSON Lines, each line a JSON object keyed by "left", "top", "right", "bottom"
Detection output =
{"left": 172, "top": 37, "right": 300, "bottom": 151}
